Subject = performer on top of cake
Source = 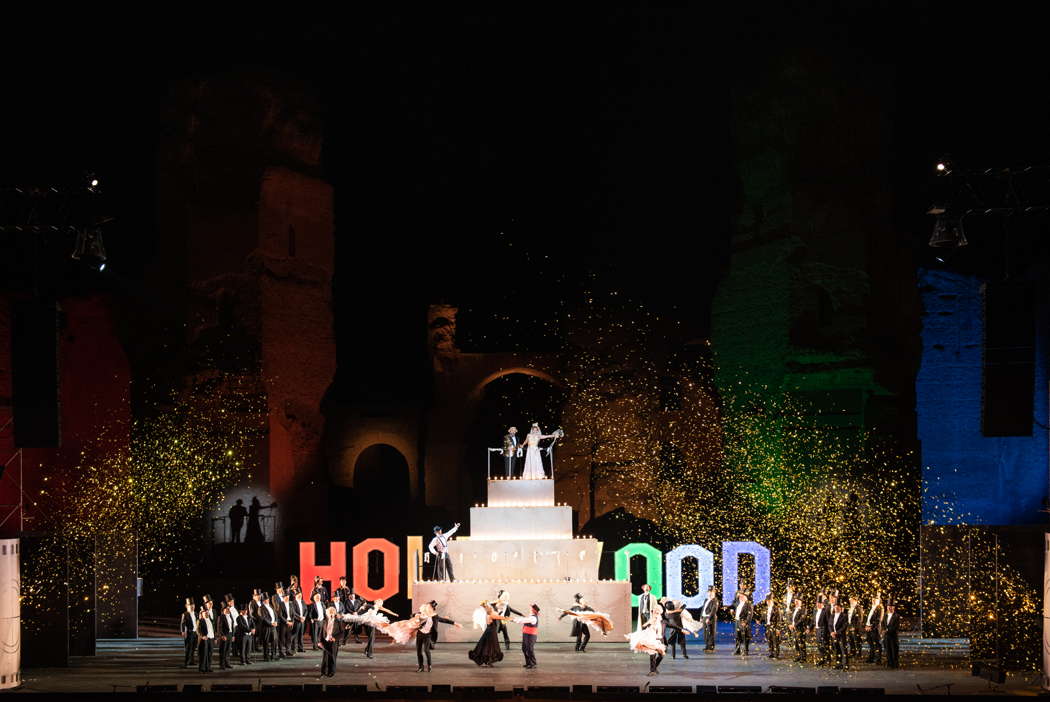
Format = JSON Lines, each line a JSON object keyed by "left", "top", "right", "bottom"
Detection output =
{"left": 502, "top": 426, "right": 520, "bottom": 478}
{"left": 428, "top": 522, "right": 460, "bottom": 581}
{"left": 469, "top": 601, "right": 509, "bottom": 667}
{"left": 521, "top": 423, "right": 557, "bottom": 479}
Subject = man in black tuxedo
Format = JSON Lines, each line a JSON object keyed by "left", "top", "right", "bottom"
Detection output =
{"left": 830, "top": 603, "right": 850, "bottom": 670}
{"left": 760, "top": 593, "right": 781, "bottom": 659}
{"left": 846, "top": 596, "right": 863, "bottom": 659}
{"left": 196, "top": 609, "right": 216, "bottom": 673}
{"left": 249, "top": 589, "right": 263, "bottom": 652}
{"left": 502, "top": 427, "right": 519, "bottom": 477}
{"left": 787, "top": 599, "right": 807, "bottom": 662}
{"left": 179, "top": 598, "right": 198, "bottom": 668}
{"left": 811, "top": 599, "right": 831, "bottom": 665}
{"left": 319, "top": 606, "right": 345, "bottom": 678}
{"left": 235, "top": 605, "right": 255, "bottom": 665}
{"left": 864, "top": 595, "right": 884, "bottom": 663}
{"left": 660, "top": 597, "right": 689, "bottom": 659}
{"left": 217, "top": 603, "right": 236, "bottom": 669}
{"left": 308, "top": 592, "right": 327, "bottom": 650}
{"left": 731, "top": 591, "right": 753, "bottom": 655}
{"left": 291, "top": 590, "right": 307, "bottom": 653}
{"left": 334, "top": 577, "right": 355, "bottom": 644}
{"left": 559, "top": 593, "right": 595, "bottom": 652}
{"left": 882, "top": 603, "right": 900, "bottom": 669}
{"left": 275, "top": 587, "right": 294, "bottom": 658}
{"left": 492, "top": 590, "right": 523, "bottom": 651}
{"left": 638, "top": 584, "right": 654, "bottom": 629}
{"left": 700, "top": 586, "right": 719, "bottom": 651}
{"left": 258, "top": 593, "right": 279, "bottom": 661}
{"left": 310, "top": 576, "right": 329, "bottom": 606}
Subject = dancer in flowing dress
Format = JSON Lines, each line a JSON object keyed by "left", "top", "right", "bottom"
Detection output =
{"left": 468, "top": 601, "right": 508, "bottom": 667}
{"left": 521, "top": 423, "right": 557, "bottom": 479}
{"left": 626, "top": 598, "right": 666, "bottom": 676}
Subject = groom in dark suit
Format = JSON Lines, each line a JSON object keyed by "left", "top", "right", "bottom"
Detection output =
{"left": 502, "top": 427, "right": 519, "bottom": 477}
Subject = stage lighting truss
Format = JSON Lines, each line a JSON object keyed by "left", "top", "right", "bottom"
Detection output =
{"left": 926, "top": 161, "right": 1050, "bottom": 249}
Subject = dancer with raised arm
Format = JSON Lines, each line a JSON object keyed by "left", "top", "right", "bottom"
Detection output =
{"left": 428, "top": 522, "right": 460, "bottom": 581}
{"left": 413, "top": 602, "right": 462, "bottom": 672}
{"left": 559, "top": 593, "right": 595, "bottom": 652}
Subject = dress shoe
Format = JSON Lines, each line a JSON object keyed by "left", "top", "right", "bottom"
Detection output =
{"left": 426, "top": 665, "right": 431, "bottom": 672}
{"left": 733, "top": 649, "right": 741, "bottom": 655}
{"left": 417, "top": 667, "right": 424, "bottom": 672}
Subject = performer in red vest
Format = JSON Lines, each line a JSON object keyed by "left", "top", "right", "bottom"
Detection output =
{"left": 514, "top": 604, "right": 541, "bottom": 669}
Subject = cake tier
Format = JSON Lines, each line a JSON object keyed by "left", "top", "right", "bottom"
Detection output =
{"left": 447, "top": 537, "right": 602, "bottom": 581}
{"left": 469, "top": 505, "right": 572, "bottom": 540}
{"left": 486, "top": 478, "right": 555, "bottom": 507}
{"left": 412, "top": 579, "right": 630, "bottom": 642}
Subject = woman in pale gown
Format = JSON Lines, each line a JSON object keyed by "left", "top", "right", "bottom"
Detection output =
{"left": 521, "top": 423, "right": 556, "bottom": 480}
{"left": 626, "top": 598, "right": 666, "bottom": 676}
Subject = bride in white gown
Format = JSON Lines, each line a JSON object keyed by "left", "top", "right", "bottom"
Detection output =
{"left": 520, "top": 423, "right": 556, "bottom": 479}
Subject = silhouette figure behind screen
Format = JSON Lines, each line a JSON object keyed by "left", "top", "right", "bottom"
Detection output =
{"left": 228, "top": 499, "right": 247, "bottom": 543}
{"left": 245, "top": 496, "right": 277, "bottom": 544}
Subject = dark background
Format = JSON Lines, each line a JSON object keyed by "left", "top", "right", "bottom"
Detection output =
{"left": 5, "top": 4, "right": 1049, "bottom": 384}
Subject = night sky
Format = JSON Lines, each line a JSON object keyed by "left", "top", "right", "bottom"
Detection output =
{"left": 4, "top": 4, "right": 1050, "bottom": 375}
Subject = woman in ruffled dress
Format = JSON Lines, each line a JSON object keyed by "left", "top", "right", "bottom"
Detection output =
{"left": 626, "top": 597, "right": 667, "bottom": 676}
{"left": 468, "top": 601, "right": 508, "bottom": 667}
{"left": 521, "top": 423, "right": 559, "bottom": 479}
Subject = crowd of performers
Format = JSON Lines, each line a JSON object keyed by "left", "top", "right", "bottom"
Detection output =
{"left": 178, "top": 576, "right": 900, "bottom": 679}
{"left": 627, "top": 583, "right": 902, "bottom": 676}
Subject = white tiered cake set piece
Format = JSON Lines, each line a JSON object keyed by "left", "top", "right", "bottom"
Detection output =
{"left": 412, "top": 478, "right": 631, "bottom": 642}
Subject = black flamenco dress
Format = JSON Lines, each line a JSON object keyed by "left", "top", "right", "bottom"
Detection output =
{"left": 468, "top": 619, "right": 504, "bottom": 666}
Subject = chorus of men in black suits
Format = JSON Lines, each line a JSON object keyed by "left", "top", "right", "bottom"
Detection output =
{"left": 181, "top": 576, "right": 387, "bottom": 675}
{"left": 645, "top": 583, "right": 902, "bottom": 671}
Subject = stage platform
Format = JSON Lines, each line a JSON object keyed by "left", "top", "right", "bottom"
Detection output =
{"left": 10, "top": 635, "right": 1040, "bottom": 697}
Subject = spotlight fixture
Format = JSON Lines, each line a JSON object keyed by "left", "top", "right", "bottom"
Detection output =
{"left": 934, "top": 156, "right": 953, "bottom": 175}
{"left": 86, "top": 172, "right": 101, "bottom": 193}
{"left": 928, "top": 213, "right": 967, "bottom": 248}
{"left": 71, "top": 227, "right": 108, "bottom": 269}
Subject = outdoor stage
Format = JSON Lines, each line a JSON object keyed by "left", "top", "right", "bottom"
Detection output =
{"left": 12, "top": 634, "right": 1041, "bottom": 697}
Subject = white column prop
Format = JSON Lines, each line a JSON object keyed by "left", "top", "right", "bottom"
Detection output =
{"left": 0, "top": 539, "right": 21, "bottom": 689}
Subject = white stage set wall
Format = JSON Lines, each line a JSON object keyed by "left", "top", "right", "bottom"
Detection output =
{"left": 0, "top": 538, "right": 20, "bottom": 690}
{"left": 413, "top": 479, "right": 631, "bottom": 642}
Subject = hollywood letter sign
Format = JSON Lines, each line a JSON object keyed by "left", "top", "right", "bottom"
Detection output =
{"left": 300, "top": 538, "right": 769, "bottom": 604}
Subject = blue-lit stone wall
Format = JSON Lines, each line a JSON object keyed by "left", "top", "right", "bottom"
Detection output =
{"left": 917, "top": 268, "right": 1048, "bottom": 525}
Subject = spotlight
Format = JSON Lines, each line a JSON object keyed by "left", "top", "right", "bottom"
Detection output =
{"left": 928, "top": 214, "right": 967, "bottom": 248}
{"left": 934, "top": 156, "right": 953, "bottom": 175}
{"left": 86, "top": 172, "right": 101, "bottom": 193}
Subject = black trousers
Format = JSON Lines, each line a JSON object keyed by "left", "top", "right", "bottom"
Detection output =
{"left": 498, "top": 621, "right": 512, "bottom": 650}
{"left": 883, "top": 632, "right": 899, "bottom": 668}
{"left": 218, "top": 637, "right": 231, "bottom": 668}
{"left": 734, "top": 623, "right": 751, "bottom": 652}
{"left": 765, "top": 626, "right": 780, "bottom": 657}
{"left": 848, "top": 626, "right": 862, "bottom": 656}
{"left": 832, "top": 633, "right": 849, "bottom": 668}
{"left": 183, "top": 633, "right": 196, "bottom": 666}
{"left": 261, "top": 625, "right": 277, "bottom": 660}
{"left": 278, "top": 621, "right": 292, "bottom": 655}
{"left": 649, "top": 652, "right": 663, "bottom": 672}
{"left": 522, "top": 632, "right": 537, "bottom": 667}
{"left": 575, "top": 626, "right": 590, "bottom": 651}
{"left": 236, "top": 634, "right": 251, "bottom": 663}
{"left": 364, "top": 625, "right": 376, "bottom": 656}
{"left": 703, "top": 616, "right": 716, "bottom": 650}
{"left": 292, "top": 620, "right": 305, "bottom": 652}
{"left": 430, "top": 554, "right": 454, "bottom": 581}
{"left": 866, "top": 627, "right": 882, "bottom": 662}
{"left": 665, "top": 626, "right": 687, "bottom": 658}
{"left": 416, "top": 632, "right": 433, "bottom": 668}
{"left": 815, "top": 630, "right": 831, "bottom": 664}
{"left": 197, "top": 638, "right": 213, "bottom": 672}
{"left": 311, "top": 620, "right": 323, "bottom": 649}
{"left": 253, "top": 618, "right": 264, "bottom": 650}
{"left": 791, "top": 627, "right": 806, "bottom": 660}
{"left": 321, "top": 640, "right": 339, "bottom": 676}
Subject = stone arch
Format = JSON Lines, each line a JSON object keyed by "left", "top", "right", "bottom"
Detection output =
{"left": 336, "top": 431, "right": 419, "bottom": 501}
{"left": 469, "top": 366, "right": 565, "bottom": 403}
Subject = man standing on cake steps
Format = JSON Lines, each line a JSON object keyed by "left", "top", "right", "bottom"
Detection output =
{"left": 502, "top": 427, "right": 519, "bottom": 478}
{"left": 428, "top": 522, "right": 460, "bottom": 581}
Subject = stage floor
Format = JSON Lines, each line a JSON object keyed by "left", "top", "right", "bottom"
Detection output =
{"left": 12, "top": 637, "right": 1040, "bottom": 695}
